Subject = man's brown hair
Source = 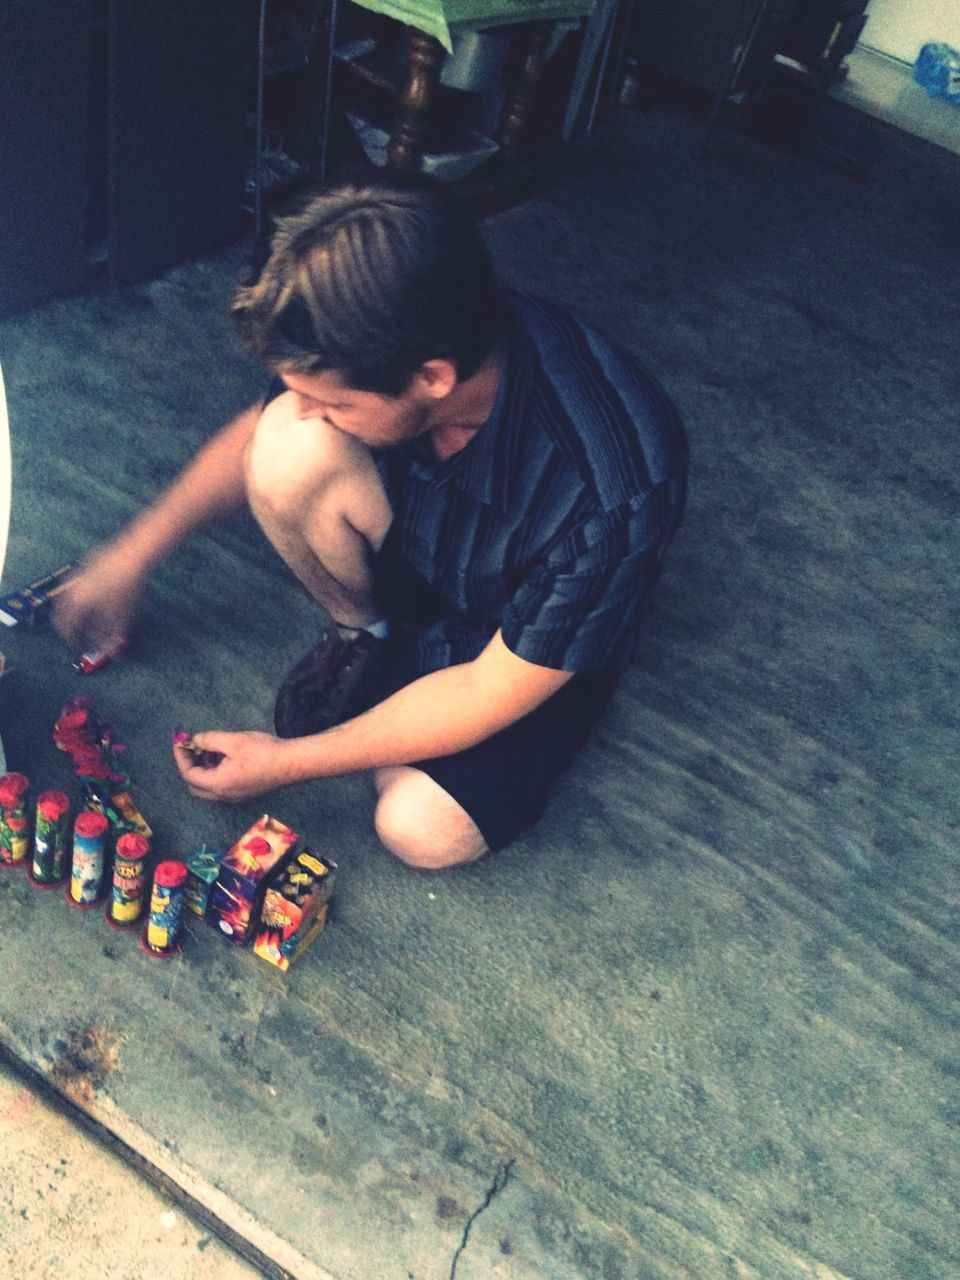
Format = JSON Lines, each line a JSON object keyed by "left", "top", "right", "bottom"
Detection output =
{"left": 233, "top": 170, "right": 500, "bottom": 396}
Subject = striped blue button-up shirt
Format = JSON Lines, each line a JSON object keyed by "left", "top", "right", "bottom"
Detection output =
{"left": 374, "top": 289, "right": 688, "bottom": 676}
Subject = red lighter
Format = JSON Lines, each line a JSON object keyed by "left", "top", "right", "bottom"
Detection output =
{"left": 72, "top": 636, "right": 127, "bottom": 676}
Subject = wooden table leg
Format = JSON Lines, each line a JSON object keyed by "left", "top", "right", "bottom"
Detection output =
{"left": 498, "top": 20, "right": 552, "bottom": 167}
{"left": 388, "top": 29, "right": 444, "bottom": 170}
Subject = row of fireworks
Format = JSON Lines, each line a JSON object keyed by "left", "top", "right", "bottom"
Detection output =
{"left": 0, "top": 773, "right": 188, "bottom": 956}
{"left": 0, "top": 697, "right": 337, "bottom": 969}
{"left": 0, "top": 773, "right": 337, "bottom": 970}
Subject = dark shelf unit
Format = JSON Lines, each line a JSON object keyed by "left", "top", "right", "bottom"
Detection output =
{"left": 1, "top": 0, "right": 257, "bottom": 315}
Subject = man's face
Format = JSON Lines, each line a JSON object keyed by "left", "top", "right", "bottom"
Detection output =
{"left": 280, "top": 368, "right": 434, "bottom": 448}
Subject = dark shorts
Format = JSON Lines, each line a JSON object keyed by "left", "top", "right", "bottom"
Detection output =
{"left": 365, "top": 533, "right": 618, "bottom": 850}
{"left": 362, "top": 631, "right": 617, "bottom": 852}
{"left": 419, "top": 672, "right": 616, "bottom": 851}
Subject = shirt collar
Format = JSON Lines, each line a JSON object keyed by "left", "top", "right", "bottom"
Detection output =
{"left": 406, "top": 292, "right": 535, "bottom": 509}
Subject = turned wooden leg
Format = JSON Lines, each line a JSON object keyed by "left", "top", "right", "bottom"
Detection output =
{"left": 498, "top": 20, "right": 552, "bottom": 166}
{"left": 388, "top": 29, "right": 444, "bottom": 170}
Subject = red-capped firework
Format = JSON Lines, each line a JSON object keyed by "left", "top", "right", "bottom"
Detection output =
{"left": 0, "top": 773, "right": 30, "bottom": 867}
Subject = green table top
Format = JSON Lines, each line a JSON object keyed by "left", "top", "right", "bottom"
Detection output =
{"left": 349, "top": 0, "right": 594, "bottom": 52}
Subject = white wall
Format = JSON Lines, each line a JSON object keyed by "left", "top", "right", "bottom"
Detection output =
{"left": 862, "top": 0, "right": 960, "bottom": 64}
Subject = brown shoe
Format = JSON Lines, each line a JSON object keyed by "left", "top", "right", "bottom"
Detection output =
{"left": 274, "top": 629, "right": 388, "bottom": 738}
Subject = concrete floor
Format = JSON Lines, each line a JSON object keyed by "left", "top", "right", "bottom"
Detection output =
{"left": 0, "top": 88, "right": 958, "bottom": 1280}
{"left": 0, "top": 1059, "right": 262, "bottom": 1280}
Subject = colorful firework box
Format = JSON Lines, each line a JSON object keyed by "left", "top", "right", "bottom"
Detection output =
{"left": 184, "top": 843, "right": 223, "bottom": 917}
{"left": 82, "top": 781, "right": 151, "bottom": 840}
{"left": 0, "top": 562, "right": 78, "bottom": 627}
{"left": 253, "top": 849, "right": 337, "bottom": 971}
{"left": 206, "top": 815, "right": 298, "bottom": 945}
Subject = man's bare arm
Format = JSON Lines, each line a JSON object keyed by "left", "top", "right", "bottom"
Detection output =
{"left": 175, "top": 630, "right": 575, "bottom": 802}
{"left": 55, "top": 404, "right": 261, "bottom": 647}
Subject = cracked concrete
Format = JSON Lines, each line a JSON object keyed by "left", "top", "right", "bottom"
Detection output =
{"left": 448, "top": 1159, "right": 515, "bottom": 1280}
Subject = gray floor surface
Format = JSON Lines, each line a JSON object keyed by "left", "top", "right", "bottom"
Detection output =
{"left": 0, "top": 1059, "right": 261, "bottom": 1280}
{"left": 0, "top": 97, "right": 957, "bottom": 1279}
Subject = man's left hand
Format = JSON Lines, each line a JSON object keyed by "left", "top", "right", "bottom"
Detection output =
{"left": 173, "top": 729, "right": 292, "bottom": 802}
{"left": 172, "top": 631, "right": 574, "bottom": 800}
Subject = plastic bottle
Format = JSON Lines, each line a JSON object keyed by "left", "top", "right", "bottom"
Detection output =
{"left": 914, "top": 43, "right": 960, "bottom": 104}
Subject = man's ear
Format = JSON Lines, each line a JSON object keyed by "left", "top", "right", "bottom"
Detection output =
{"left": 414, "top": 359, "right": 458, "bottom": 400}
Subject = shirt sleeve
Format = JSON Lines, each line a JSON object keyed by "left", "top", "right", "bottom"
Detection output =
{"left": 500, "top": 475, "right": 686, "bottom": 672}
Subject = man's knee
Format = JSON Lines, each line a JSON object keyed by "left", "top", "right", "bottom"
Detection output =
{"left": 245, "top": 394, "right": 311, "bottom": 516}
{"left": 245, "top": 393, "right": 346, "bottom": 508}
{"left": 374, "top": 768, "right": 487, "bottom": 870}
{"left": 245, "top": 392, "right": 390, "bottom": 540}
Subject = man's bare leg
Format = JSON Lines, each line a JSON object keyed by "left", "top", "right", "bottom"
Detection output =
{"left": 248, "top": 394, "right": 485, "bottom": 865}
{"left": 374, "top": 766, "right": 488, "bottom": 869}
{"left": 244, "top": 391, "right": 392, "bottom": 626}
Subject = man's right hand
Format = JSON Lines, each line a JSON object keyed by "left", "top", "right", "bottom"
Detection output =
{"left": 53, "top": 541, "right": 148, "bottom": 651}
{"left": 52, "top": 403, "right": 260, "bottom": 652}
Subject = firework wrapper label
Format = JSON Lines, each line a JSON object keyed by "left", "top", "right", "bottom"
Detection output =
{"left": 69, "top": 809, "right": 110, "bottom": 905}
{"left": 143, "top": 859, "right": 188, "bottom": 955}
{"left": 30, "top": 790, "right": 71, "bottom": 884}
{"left": 184, "top": 844, "right": 223, "bottom": 917}
{"left": 206, "top": 815, "right": 298, "bottom": 946}
{"left": 109, "top": 831, "right": 150, "bottom": 925}
{"left": 253, "top": 849, "right": 337, "bottom": 971}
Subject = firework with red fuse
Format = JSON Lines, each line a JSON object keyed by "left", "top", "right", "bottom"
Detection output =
{"left": 67, "top": 809, "right": 110, "bottom": 907}
{"left": 28, "top": 790, "right": 71, "bottom": 885}
{"left": 141, "top": 860, "right": 188, "bottom": 957}
{"left": 0, "top": 772, "right": 30, "bottom": 867}
{"left": 107, "top": 831, "right": 150, "bottom": 928}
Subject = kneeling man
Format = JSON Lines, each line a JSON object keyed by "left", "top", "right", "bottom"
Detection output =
{"left": 56, "top": 172, "right": 688, "bottom": 870}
